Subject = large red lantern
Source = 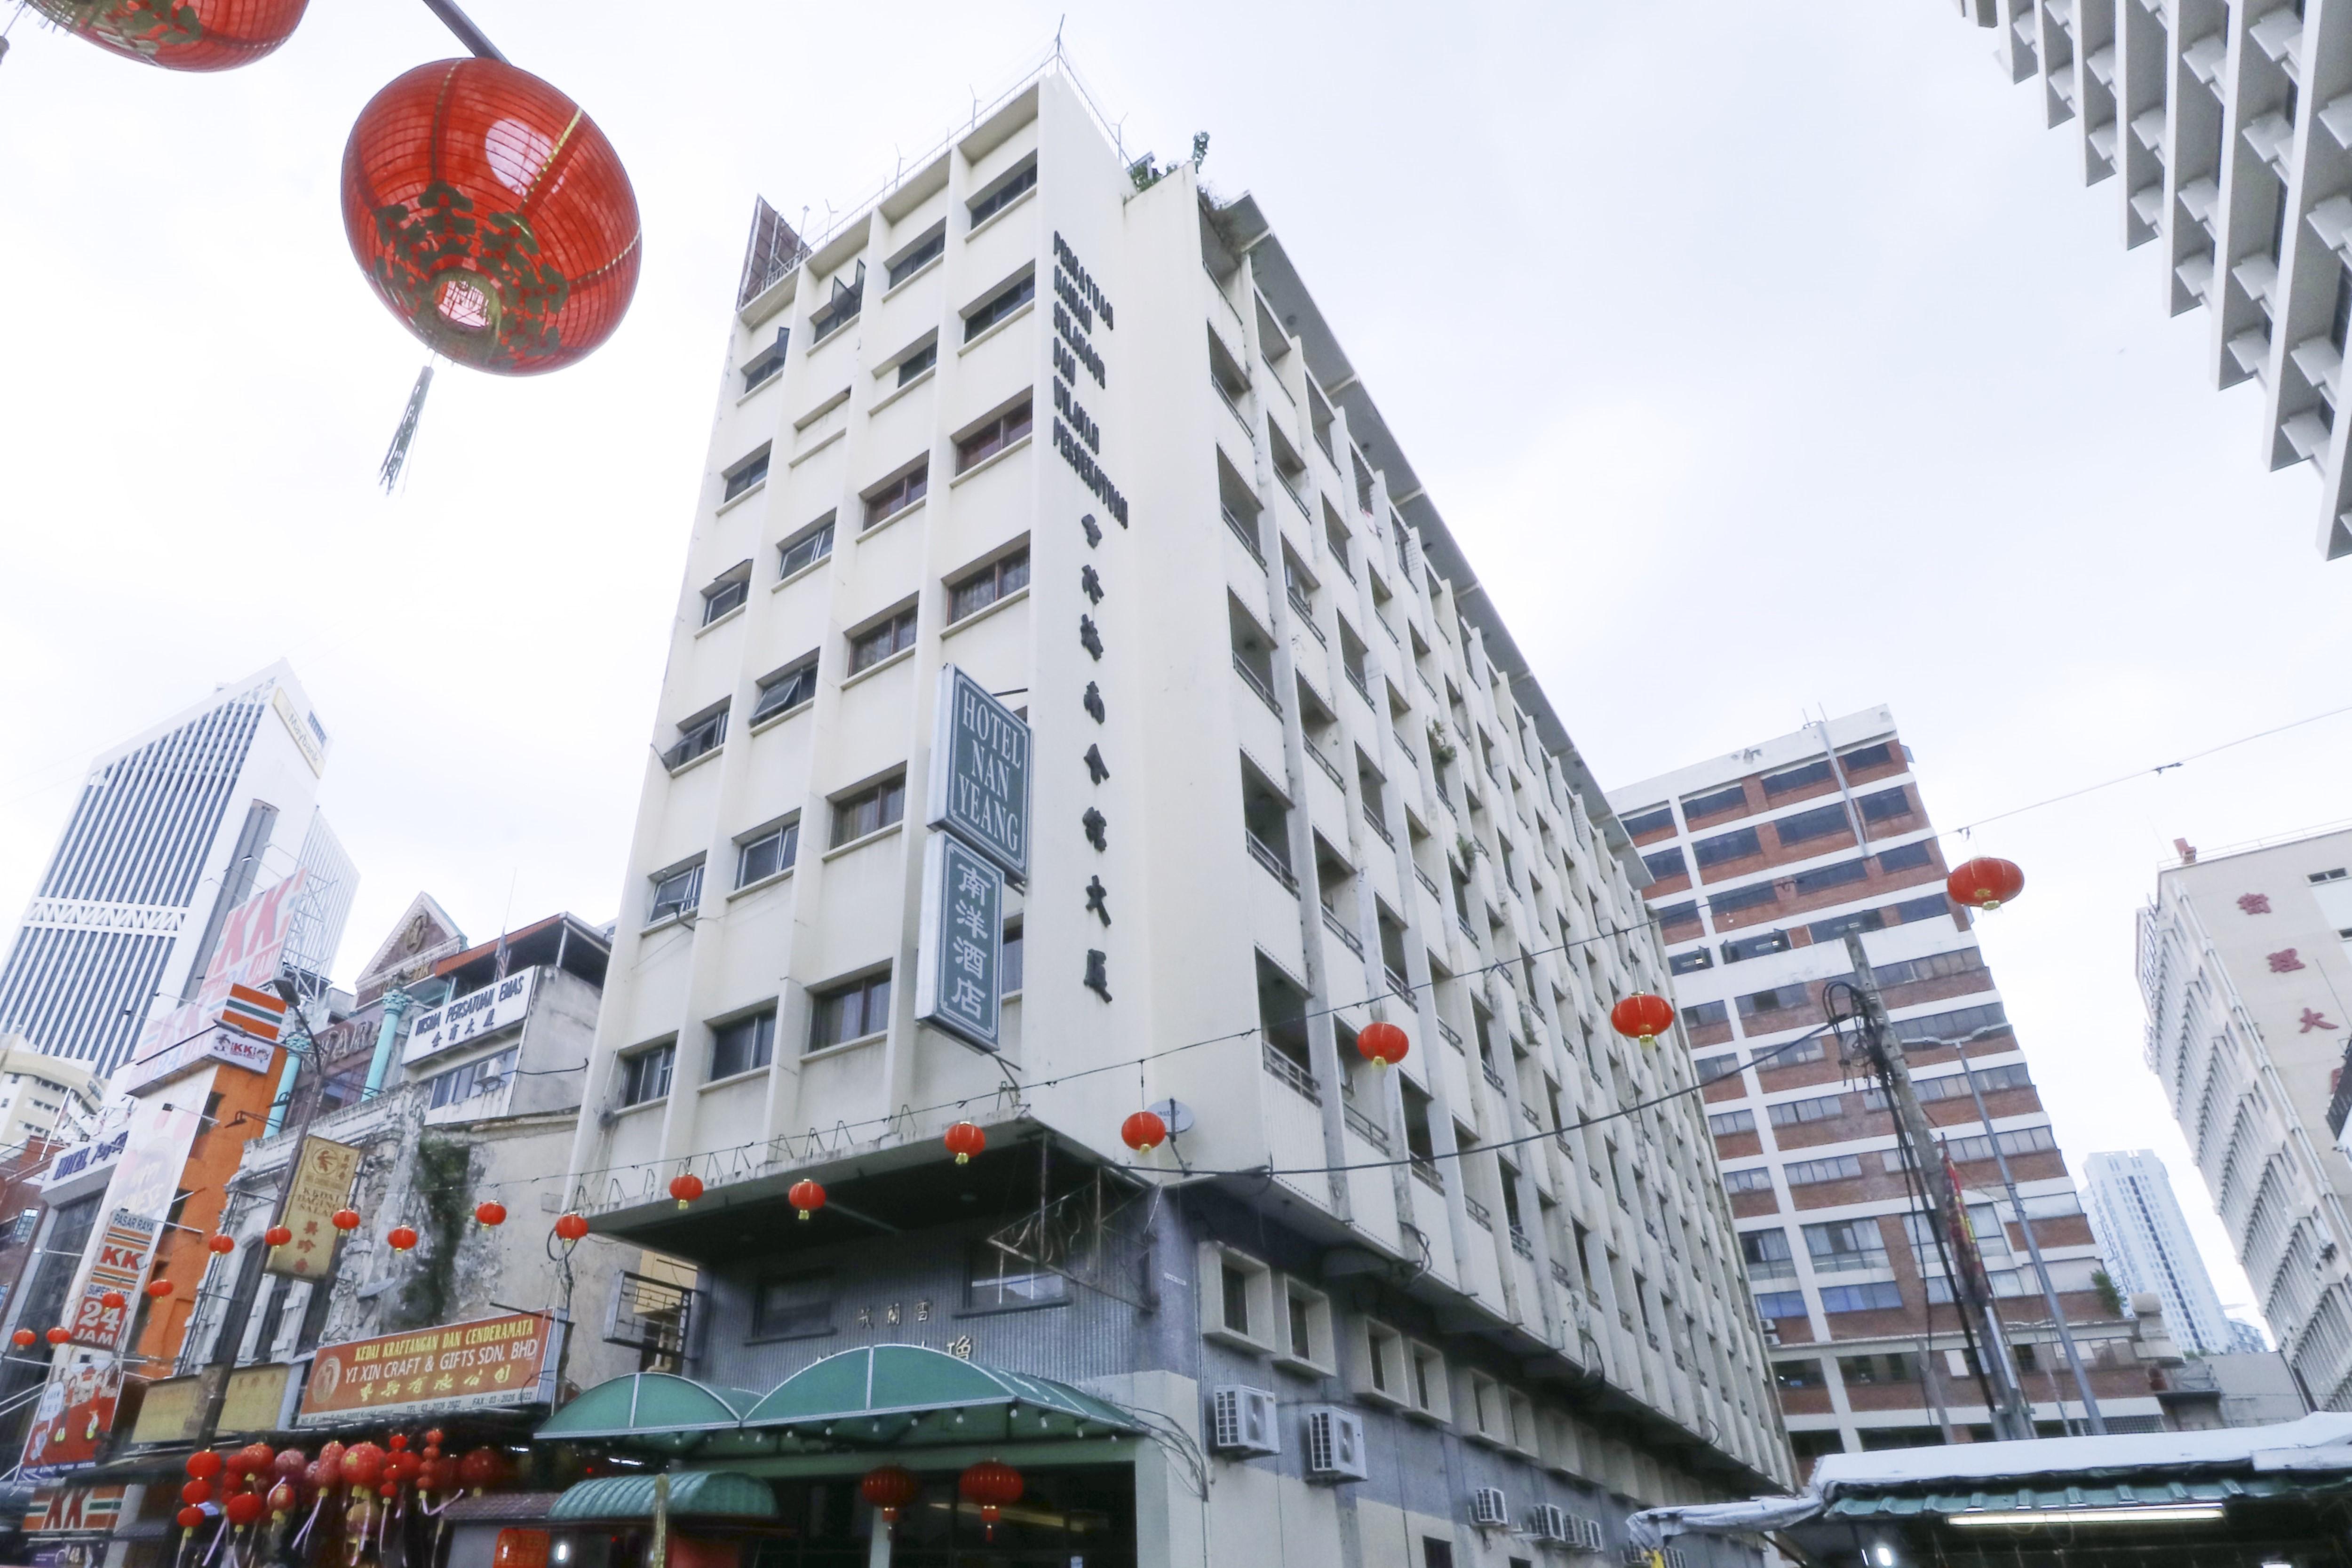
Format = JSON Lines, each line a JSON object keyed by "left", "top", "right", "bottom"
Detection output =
{"left": 1946, "top": 856, "right": 2025, "bottom": 912}
{"left": 99, "top": 1290, "right": 127, "bottom": 1310}
{"left": 1609, "top": 993, "right": 1676, "bottom": 1047}
{"left": 668, "top": 1173, "right": 704, "bottom": 1210}
{"left": 475, "top": 1201, "right": 507, "bottom": 1226}
{"left": 342, "top": 1442, "right": 386, "bottom": 1490}
{"left": 342, "top": 59, "right": 641, "bottom": 374}
{"left": 331, "top": 1209, "right": 361, "bottom": 1233}
{"left": 44, "top": 1327, "right": 69, "bottom": 1346}
{"left": 207, "top": 1234, "right": 236, "bottom": 1255}
{"left": 386, "top": 1225, "right": 420, "bottom": 1252}
{"left": 263, "top": 1226, "right": 293, "bottom": 1249}
{"left": 553, "top": 1213, "right": 590, "bottom": 1242}
{"left": 224, "top": 1491, "right": 265, "bottom": 1528}
{"left": 1356, "top": 1020, "right": 1410, "bottom": 1069}
{"left": 788, "top": 1179, "right": 826, "bottom": 1222}
{"left": 181, "top": 1480, "right": 213, "bottom": 1507}
{"left": 944, "top": 1122, "right": 986, "bottom": 1164}
{"left": 28, "top": 0, "right": 308, "bottom": 71}
{"left": 186, "top": 1450, "right": 224, "bottom": 1481}
{"left": 9, "top": 1329, "right": 33, "bottom": 1349}
{"left": 145, "top": 1278, "right": 174, "bottom": 1300}
{"left": 176, "top": 1504, "right": 205, "bottom": 1530}
{"left": 458, "top": 1445, "right": 509, "bottom": 1494}
{"left": 1121, "top": 1110, "right": 1167, "bottom": 1154}
{"left": 959, "top": 1459, "right": 1023, "bottom": 1541}
{"left": 860, "top": 1464, "right": 920, "bottom": 1527}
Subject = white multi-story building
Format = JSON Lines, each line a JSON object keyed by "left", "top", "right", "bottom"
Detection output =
{"left": 1932, "top": 0, "right": 2352, "bottom": 559}
{"left": 1609, "top": 707, "right": 2167, "bottom": 1469}
{"left": 557, "top": 64, "right": 1789, "bottom": 1568}
{"left": 0, "top": 661, "right": 350, "bottom": 1075}
{"left": 0, "top": 1039, "right": 100, "bottom": 1153}
{"left": 2137, "top": 824, "right": 2352, "bottom": 1407}
{"left": 2082, "top": 1148, "right": 2236, "bottom": 1354}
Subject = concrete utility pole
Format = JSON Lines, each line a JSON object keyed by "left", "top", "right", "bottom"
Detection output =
{"left": 1842, "top": 934, "right": 2038, "bottom": 1442}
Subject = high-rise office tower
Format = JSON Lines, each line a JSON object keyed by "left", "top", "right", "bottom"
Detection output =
{"left": 2082, "top": 1149, "right": 2235, "bottom": 1354}
{"left": 561, "top": 66, "right": 1790, "bottom": 1563}
{"left": 2138, "top": 824, "right": 2352, "bottom": 1407}
{"left": 0, "top": 661, "right": 350, "bottom": 1075}
{"left": 1608, "top": 706, "right": 2168, "bottom": 1468}
{"left": 1931, "top": 0, "right": 2352, "bottom": 559}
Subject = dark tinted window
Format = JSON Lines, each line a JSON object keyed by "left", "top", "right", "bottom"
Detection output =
{"left": 1692, "top": 828, "right": 1762, "bottom": 868}
{"left": 1838, "top": 743, "right": 1895, "bottom": 773}
{"left": 1682, "top": 784, "right": 1747, "bottom": 820}
{"left": 1642, "top": 847, "right": 1687, "bottom": 881}
{"left": 1877, "top": 842, "right": 1933, "bottom": 872}
{"left": 754, "top": 1273, "right": 834, "bottom": 1338}
{"left": 711, "top": 1012, "right": 776, "bottom": 1079}
{"left": 1774, "top": 804, "right": 1849, "bottom": 846}
{"left": 810, "top": 973, "right": 892, "bottom": 1049}
{"left": 1668, "top": 948, "right": 1713, "bottom": 976}
{"left": 1681, "top": 1000, "right": 1729, "bottom": 1029}
{"left": 1792, "top": 859, "right": 1869, "bottom": 896}
{"left": 1763, "top": 759, "right": 1835, "bottom": 796}
{"left": 886, "top": 226, "right": 945, "bottom": 287}
{"left": 1859, "top": 787, "right": 1912, "bottom": 822}
{"left": 1723, "top": 930, "right": 1792, "bottom": 963}
{"left": 1620, "top": 805, "right": 1675, "bottom": 837}
{"left": 1709, "top": 882, "right": 1779, "bottom": 915}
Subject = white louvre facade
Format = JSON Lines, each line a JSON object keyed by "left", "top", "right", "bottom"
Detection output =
{"left": 0, "top": 661, "right": 345, "bottom": 1075}
{"left": 2138, "top": 826, "right": 2352, "bottom": 1407}
{"left": 1937, "top": 0, "right": 2352, "bottom": 557}
{"left": 2082, "top": 1149, "right": 2236, "bottom": 1354}
{"left": 564, "top": 66, "right": 1790, "bottom": 1564}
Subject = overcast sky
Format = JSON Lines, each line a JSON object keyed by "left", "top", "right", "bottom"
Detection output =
{"left": 4, "top": 0, "right": 2344, "bottom": 1324}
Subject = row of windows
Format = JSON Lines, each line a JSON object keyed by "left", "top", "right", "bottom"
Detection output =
{"left": 646, "top": 769, "right": 911, "bottom": 925}
{"left": 1752, "top": 1280, "right": 1904, "bottom": 1320}
{"left": 1623, "top": 742, "right": 1907, "bottom": 844}
{"left": 425, "top": 1048, "right": 516, "bottom": 1111}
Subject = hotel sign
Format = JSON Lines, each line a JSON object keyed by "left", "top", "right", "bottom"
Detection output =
{"left": 915, "top": 834, "right": 1003, "bottom": 1053}
{"left": 926, "top": 665, "right": 1030, "bottom": 882}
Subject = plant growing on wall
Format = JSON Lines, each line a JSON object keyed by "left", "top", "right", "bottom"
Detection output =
{"left": 389, "top": 1138, "right": 473, "bottom": 1330}
{"left": 2091, "top": 1269, "right": 2124, "bottom": 1318}
{"left": 1426, "top": 721, "right": 1456, "bottom": 766}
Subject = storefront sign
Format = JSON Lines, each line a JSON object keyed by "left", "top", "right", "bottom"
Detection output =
{"left": 266, "top": 1136, "right": 363, "bottom": 1279}
{"left": 23, "top": 1483, "right": 125, "bottom": 1535}
{"left": 38, "top": 1126, "right": 125, "bottom": 1197}
{"left": 914, "top": 833, "right": 1003, "bottom": 1053}
{"left": 298, "top": 1313, "right": 558, "bottom": 1425}
{"left": 219, "top": 1362, "right": 293, "bottom": 1433}
{"left": 404, "top": 968, "right": 536, "bottom": 1065}
{"left": 22, "top": 1356, "right": 121, "bottom": 1479}
{"left": 64, "top": 1209, "right": 158, "bottom": 1348}
{"left": 926, "top": 665, "right": 1031, "bottom": 881}
{"left": 128, "top": 1370, "right": 220, "bottom": 1446}
{"left": 121, "top": 872, "right": 303, "bottom": 1094}
{"left": 59, "top": 1078, "right": 209, "bottom": 1351}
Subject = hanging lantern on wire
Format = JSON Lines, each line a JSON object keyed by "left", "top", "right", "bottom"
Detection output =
{"left": 99, "top": 1290, "right": 126, "bottom": 1310}
{"left": 331, "top": 1208, "right": 361, "bottom": 1233}
{"left": 944, "top": 1122, "right": 986, "bottom": 1164}
{"left": 207, "top": 1233, "right": 236, "bottom": 1255}
{"left": 1609, "top": 993, "right": 1675, "bottom": 1047}
{"left": 1121, "top": 1110, "right": 1167, "bottom": 1154}
{"left": 8, "top": 1329, "right": 32, "bottom": 1349}
{"left": 1356, "top": 1020, "right": 1410, "bottom": 1069}
{"left": 27, "top": 0, "right": 309, "bottom": 71}
{"left": 263, "top": 1225, "right": 292, "bottom": 1249}
{"left": 553, "top": 1213, "right": 589, "bottom": 1242}
{"left": 475, "top": 1201, "right": 507, "bottom": 1226}
{"left": 668, "top": 1173, "right": 703, "bottom": 1210}
{"left": 44, "top": 1327, "right": 69, "bottom": 1346}
{"left": 958, "top": 1459, "right": 1023, "bottom": 1542}
{"left": 788, "top": 1179, "right": 826, "bottom": 1222}
{"left": 861, "top": 1464, "right": 919, "bottom": 1532}
{"left": 386, "top": 1225, "right": 419, "bottom": 1252}
{"left": 224, "top": 1490, "right": 265, "bottom": 1528}
{"left": 145, "top": 1278, "right": 174, "bottom": 1300}
{"left": 1946, "top": 856, "right": 2024, "bottom": 912}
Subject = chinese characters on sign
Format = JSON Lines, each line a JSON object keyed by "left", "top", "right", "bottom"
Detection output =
{"left": 267, "top": 1137, "right": 363, "bottom": 1278}
{"left": 296, "top": 1313, "right": 557, "bottom": 1425}
{"left": 2269, "top": 949, "right": 2307, "bottom": 973}
{"left": 2303, "top": 1009, "right": 2341, "bottom": 1033}
{"left": 2238, "top": 893, "right": 2273, "bottom": 914}
{"left": 916, "top": 835, "right": 1003, "bottom": 1052}
{"left": 402, "top": 968, "right": 537, "bottom": 1065}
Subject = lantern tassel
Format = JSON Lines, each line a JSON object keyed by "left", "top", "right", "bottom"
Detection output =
{"left": 378, "top": 363, "right": 434, "bottom": 493}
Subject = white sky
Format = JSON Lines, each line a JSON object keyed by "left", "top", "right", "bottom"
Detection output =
{"left": 4, "top": 1, "right": 2345, "bottom": 1326}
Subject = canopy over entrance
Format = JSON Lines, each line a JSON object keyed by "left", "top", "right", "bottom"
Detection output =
{"left": 549, "top": 1470, "right": 778, "bottom": 1521}
{"left": 534, "top": 1373, "right": 760, "bottom": 1454}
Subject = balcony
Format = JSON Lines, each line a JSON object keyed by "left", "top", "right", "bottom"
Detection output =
{"left": 1438, "top": 1019, "right": 1463, "bottom": 1050}
{"left": 1216, "top": 378, "right": 1253, "bottom": 438}
{"left": 1306, "top": 746, "right": 1345, "bottom": 789}
{"left": 1362, "top": 808, "right": 1394, "bottom": 848}
{"left": 1551, "top": 1261, "right": 1573, "bottom": 1289}
{"left": 1414, "top": 865, "right": 1441, "bottom": 899}
{"left": 1322, "top": 907, "right": 1364, "bottom": 956}
{"left": 1411, "top": 1158, "right": 1445, "bottom": 1192}
{"left": 1222, "top": 507, "right": 1265, "bottom": 567}
{"left": 1521, "top": 1103, "right": 1542, "bottom": 1130}
{"left": 1384, "top": 966, "right": 1413, "bottom": 1000}
{"left": 1344, "top": 667, "right": 1376, "bottom": 709}
{"left": 1464, "top": 1194, "right": 1495, "bottom": 1231}
{"left": 1510, "top": 1227, "right": 1534, "bottom": 1260}
{"left": 1232, "top": 654, "right": 1282, "bottom": 716}
{"left": 1288, "top": 592, "right": 1327, "bottom": 644}
{"left": 1262, "top": 1043, "right": 1321, "bottom": 1104}
{"left": 1246, "top": 833, "right": 1297, "bottom": 892}
{"left": 1482, "top": 1062, "right": 1508, "bottom": 1094}
{"left": 1343, "top": 1100, "right": 1391, "bottom": 1152}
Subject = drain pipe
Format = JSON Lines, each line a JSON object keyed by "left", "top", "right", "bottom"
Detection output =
{"left": 363, "top": 991, "right": 413, "bottom": 1101}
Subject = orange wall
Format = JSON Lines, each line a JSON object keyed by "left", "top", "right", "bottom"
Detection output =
{"left": 130, "top": 1050, "right": 287, "bottom": 1367}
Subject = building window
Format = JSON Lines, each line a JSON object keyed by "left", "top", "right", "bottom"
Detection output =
{"left": 831, "top": 775, "right": 906, "bottom": 847}
{"left": 1642, "top": 847, "right": 1687, "bottom": 881}
{"left": 710, "top": 1011, "right": 776, "bottom": 1080}
{"left": 1754, "top": 1289, "right": 1807, "bottom": 1319}
{"left": 967, "top": 1243, "right": 1067, "bottom": 1311}
{"left": 1767, "top": 1094, "right": 1845, "bottom": 1127}
{"left": 1819, "top": 1281, "right": 1904, "bottom": 1313}
{"left": 1839, "top": 742, "right": 1896, "bottom": 773}
{"left": 949, "top": 549, "right": 1031, "bottom": 622}
{"left": 1784, "top": 1155, "right": 1864, "bottom": 1186}
{"left": 1696, "top": 1053, "right": 1741, "bottom": 1084}
{"left": 897, "top": 339, "right": 938, "bottom": 385}
{"left": 1804, "top": 1218, "right": 1889, "bottom": 1274}
{"left": 1422, "top": 1540, "right": 1455, "bottom": 1568}
{"left": 426, "top": 1048, "right": 516, "bottom": 1110}
{"left": 1681, "top": 1000, "right": 1729, "bottom": 1029}
{"left": 617, "top": 1043, "right": 674, "bottom": 1107}
{"left": 963, "top": 275, "right": 1037, "bottom": 344}
{"left": 1707, "top": 1109, "right": 1755, "bottom": 1137}
{"left": 1364, "top": 1320, "right": 1405, "bottom": 1397}
{"left": 1722, "top": 1167, "right": 1773, "bottom": 1194}
{"left": 740, "top": 329, "right": 788, "bottom": 394}
{"left": 810, "top": 972, "right": 891, "bottom": 1051}
{"left": 968, "top": 160, "right": 1035, "bottom": 226}
{"left": 1741, "top": 1228, "right": 1796, "bottom": 1279}
{"left": 1682, "top": 784, "right": 1747, "bottom": 820}
{"left": 1858, "top": 787, "right": 1912, "bottom": 822}
{"left": 955, "top": 395, "right": 1033, "bottom": 470}
{"left": 886, "top": 224, "right": 946, "bottom": 288}
{"left": 1409, "top": 1342, "right": 1449, "bottom": 1419}
{"left": 1891, "top": 893, "right": 1953, "bottom": 923}
{"left": 1876, "top": 841, "right": 1933, "bottom": 872}
{"left": 647, "top": 861, "right": 703, "bottom": 925}
{"left": 1001, "top": 923, "right": 1024, "bottom": 994}
{"left": 1775, "top": 1358, "right": 1827, "bottom": 1389}
{"left": 736, "top": 819, "right": 798, "bottom": 887}
{"left": 722, "top": 447, "right": 771, "bottom": 502}
{"left": 778, "top": 515, "right": 836, "bottom": 579}
{"left": 809, "top": 262, "right": 864, "bottom": 341}
{"left": 753, "top": 1272, "right": 834, "bottom": 1339}
{"left": 701, "top": 565, "right": 751, "bottom": 625}
{"left": 1669, "top": 947, "right": 1712, "bottom": 976}
{"left": 1791, "top": 859, "right": 1869, "bottom": 896}
{"left": 848, "top": 608, "right": 919, "bottom": 674}
{"left": 1722, "top": 930, "right": 1791, "bottom": 963}
{"left": 1620, "top": 804, "right": 1674, "bottom": 837}
{"left": 1838, "top": 1352, "right": 1918, "bottom": 1384}
{"left": 2309, "top": 867, "right": 2348, "bottom": 883}
{"left": 1221, "top": 1262, "right": 1252, "bottom": 1336}
{"left": 1709, "top": 882, "right": 1779, "bottom": 917}
{"left": 863, "top": 463, "right": 929, "bottom": 527}
{"left": 665, "top": 705, "right": 728, "bottom": 771}
{"left": 1692, "top": 828, "right": 1763, "bottom": 868}
{"left": 1773, "top": 804, "right": 1849, "bottom": 847}
{"left": 1763, "top": 759, "right": 1835, "bottom": 796}
{"left": 750, "top": 657, "right": 818, "bottom": 724}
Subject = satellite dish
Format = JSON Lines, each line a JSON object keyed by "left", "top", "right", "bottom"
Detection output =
{"left": 1147, "top": 1098, "right": 1195, "bottom": 1137}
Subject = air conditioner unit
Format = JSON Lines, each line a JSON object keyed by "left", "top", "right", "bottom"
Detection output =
{"left": 1304, "top": 1405, "right": 1368, "bottom": 1482}
{"left": 1528, "top": 1503, "right": 1570, "bottom": 1544}
{"left": 1210, "top": 1386, "right": 1280, "bottom": 1456}
{"left": 1572, "top": 1514, "right": 1607, "bottom": 1552}
{"left": 1470, "top": 1487, "right": 1510, "bottom": 1529}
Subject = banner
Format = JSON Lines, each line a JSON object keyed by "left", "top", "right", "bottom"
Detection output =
{"left": 60, "top": 1074, "right": 209, "bottom": 1350}
{"left": 403, "top": 968, "right": 536, "bottom": 1066}
{"left": 22, "top": 1357, "right": 122, "bottom": 1479}
{"left": 297, "top": 1313, "right": 558, "bottom": 1425}
{"left": 121, "top": 871, "right": 305, "bottom": 1093}
{"left": 266, "top": 1137, "right": 362, "bottom": 1279}
{"left": 914, "top": 832, "right": 1003, "bottom": 1052}
{"left": 925, "top": 664, "right": 1031, "bottom": 880}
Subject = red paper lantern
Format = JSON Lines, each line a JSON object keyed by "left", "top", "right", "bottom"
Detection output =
{"left": 379, "top": 1480, "right": 399, "bottom": 1500}
{"left": 341, "top": 1442, "right": 386, "bottom": 1489}
{"left": 553, "top": 1213, "right": 590, "bottom": 1242}
{"left": 475, "top": 1201, "right": 507, "bottom": 1226}
{"left": 177, "top": 1505, "right": 206, "bottom": 1530}
{"left": 182, "top": 1479, "right": 214, "bottom": 1506}
{"left": 419, "top": 1456, "right": 458, "bottom": 1494}
{"left": 267, "top": 1481, "right": 297, "bottom": 1520}
{"left": 28, "top": 0, "right": 308, "bottom": 71}
{"left": 386, "top": 1225, "right": 419, "bottom": 1252}
{"left": 44, "top": 1327, "right": 69, "bottom": 1346}
{"left": 1946, "top": 856, "right": 2025, "bottom": 912}
{"left": 1121, "top": 1110, "right": 1167, "bottom": 1154}
{"left": 944, "top": 1122, "right": 986, "bottom": 1164}
{"left": 238, "top": 1442, "right": 275, "bottom": 1479}
{"left": 861, "top": 1464, "right": 920, "bottom": 1526}
{"left": 788, "top": 1179, "right": 825, "bottom": 1222}
{"left": 342, "top": 59, "right": 642, "bottom": 374}
{"left": 145, "top": 1278, "right": 174, "bottom": 1299}
{"left": 1356, "top": 1020, "right": 1410, "bottom": 1068}
{"left": 263, "top": 1225, "right": 293, "bottom": 1248}
{"left": 331, "top": 1209, "right": 361, "bottom": 1232}
{"left": 10, "top": 1329, "right": 33, "bottom": 1349}
{"left": 959, "top": 1459, "right": 1023, "bottom": 1541}
{"left": 274, "top": 1448, "right": 307, "bottom": 1482}
{"left": 207, "top": 1234, "right": 236, "bottom": 1255}
{"left": 458, "top": 1446, "right": 507, "bottom": 1493}
{"left": 99, "top": 1290, "right": 126, "bottom": 1310}
{"left": 668, "top": 1173, "right": 704, "bottom": 1209}
{"left": 225, "top": 1491, "right": 265, "bottom": 1527}
{"left": 187, "top": 1450, "right": 224, "bottom": 1481}
{"left": 1609, "top": 993, "right": 1676, "bottom": 1046}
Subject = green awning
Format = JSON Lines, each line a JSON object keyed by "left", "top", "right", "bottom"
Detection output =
{"left": 548, "top": 1471, "right": 777, "bottom": 1521}
{"left": 1829, "top": 1475, "right": 2291, "bottom": 1519}
{"left": 537, "top": 1375, "right": 762, "bottom": 1453}
{"left": 739, "top": 1345, "right": 1140, "bottom": 1446}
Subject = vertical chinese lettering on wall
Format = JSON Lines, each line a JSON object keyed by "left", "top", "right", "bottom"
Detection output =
{"left": 268, "top": 1137, "right": 363, "bottom": 1278}
{"left": 916, "top": 835, "right": 1005, "bottom": 1052}
{"left": 916, "top": 667, "right": 1026, "bottom": 1051}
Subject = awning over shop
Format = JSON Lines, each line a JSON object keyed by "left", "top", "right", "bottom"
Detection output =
{"left": 1829, "top": 1475, "right": 2296, "bottom": 1520}
{"left": 534, "top": 1374, "right": 761, "bottom": 1453}
{"left": 739, "top": 1345, "right": 1140, "bottom": 1445}
{"left": 548, "top": 1471, "right": 778, "bottom": 1522}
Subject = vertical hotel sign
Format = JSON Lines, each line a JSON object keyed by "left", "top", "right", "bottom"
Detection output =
{"left": 266, "top": 1137, "right": 362, "bottom": 1279}
{"left": 916, "top": 667, "right": 1027, "bottom": 1052}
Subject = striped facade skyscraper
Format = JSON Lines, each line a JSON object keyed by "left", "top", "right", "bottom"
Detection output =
{"left": 0, "top": 661, "right": 351, "bottom": 1075}
{"left": 2082, "top": 1149, "right": 2236, "bottom": 1356}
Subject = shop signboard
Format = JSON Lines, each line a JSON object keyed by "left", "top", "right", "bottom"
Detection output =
{"left": 22, "top": 1357, "right": 122, "bottom": 1480}
{"left": 403, "top": 967, "right": 537, "bottom": 1065}
{"left": 926, "top": 665, "right": 1031, "bottom": 881}
{"left": 120, "top": 871, "right": 304, "bottom": 1095}
{"left": 59, "top": 1080, "right": 209, "bottom": 1350}
{"left": 914, "top": 832, "right": 1003, "bottom": 1052}
{"left": 297, "top": 1312, "right": 559, "bottom": 1425}
{"left": 127, "top": 1371, "right": 215, "bottom": 1446}
{"left": 264, "top": 1136, "right": 363, "bottom": 1279}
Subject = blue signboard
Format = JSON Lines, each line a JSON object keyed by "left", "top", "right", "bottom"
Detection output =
{"left": 915, "top": 832, "right": 1004, "bottom": 1052}
{"left": 926, "top": 665, "right": 1031, "bottom": 882}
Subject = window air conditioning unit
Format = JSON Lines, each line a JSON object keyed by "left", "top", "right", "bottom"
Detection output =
{"left": 1528, "top": 1503, "right": 1571, "bottom": 1544}
{"left": 1304, "top": 1405, "right": 1369, "bottom": 1482}
{"left": 1470, "top": 1487, "right": 1510, "bottom": 1529}
{"left": 1571, "top": 1514, "right": 1608, "bottom": 1552}
{"left": 1210, "top": 1386, "right": 1280, "bottom": 1456}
